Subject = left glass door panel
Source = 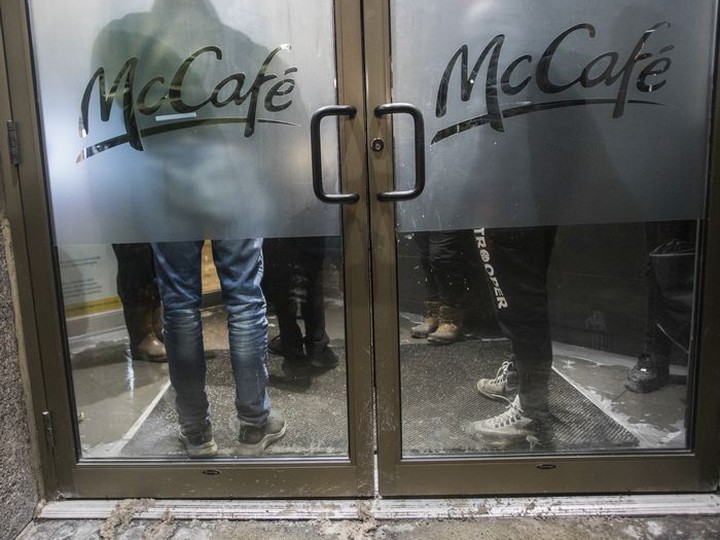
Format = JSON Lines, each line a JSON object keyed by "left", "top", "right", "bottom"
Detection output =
{"left": 30, "top": 0, "right": 351, "bottom": 460}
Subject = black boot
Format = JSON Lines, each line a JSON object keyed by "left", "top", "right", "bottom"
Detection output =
{"left": 625, "top": 353, "right": 669, "bottom": 393}
{"left": 268, "top": 334, "right": 305, "bottom": 363}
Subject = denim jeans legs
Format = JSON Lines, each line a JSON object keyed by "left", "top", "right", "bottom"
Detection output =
{"left": 152, "top": 239, "right": 271, "bottom": 437}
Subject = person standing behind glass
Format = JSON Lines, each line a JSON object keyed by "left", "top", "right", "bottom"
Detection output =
{"left": 625, "top": 221, "right": 695, "bottom": 393}
{"left": 410, "top": 229, "right": 498, "bottom": 344}
{"left": 263, "top": 236, "right": 339, "bottom": 368}
{"left": 91, "top": 0, "right": 287, "bottom": 458}
{"left": 469, "top": 226, "right": 556, "bottom": 450}
{"left": 112, "top": 243, "right": 166, "bottom": 362}
{"left": 153, "top": 239, "right": 285, "bottom": 457}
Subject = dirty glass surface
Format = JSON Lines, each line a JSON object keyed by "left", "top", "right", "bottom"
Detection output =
{"left": 30, "top": 1, "right": 349, "bottom": 460}
{"left": 390, "top": 0, "right": 714, "bottom": 233}
{"left": 30, "top": 0, "right": 340, "bottom": 244}
{"left": 392, "top": 0, "right": 712, "bottom": 457}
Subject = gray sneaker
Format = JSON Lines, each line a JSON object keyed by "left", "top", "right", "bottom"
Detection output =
{"left": 476, "top": 360, "right": 518, "bottom": 400}
{"left": 470, "top": 395, "right": 532, "bottom": 438}
{"left": 179, "top": 423, "right": 218, "bottom": 458}
{"left": 238, "top": 411, "right": 287, "bottom": 452}
{"left": 469, "top": 396, "right": 553, "bottom": 451}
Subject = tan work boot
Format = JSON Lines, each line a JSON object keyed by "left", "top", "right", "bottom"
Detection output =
{"left": 125, "top": 306, "right": 167, "bottom": 362}
{"left": 427, "top": 305, "right": 463, "bottom": 344}
{"left": 152, "top": 305, "right": 164, "bottom": 343}
{"left": 410, "top": 301, "right": 440, "bottom": 339}
{"left": 132, "top": 333, "right": 167, "bottom": 362}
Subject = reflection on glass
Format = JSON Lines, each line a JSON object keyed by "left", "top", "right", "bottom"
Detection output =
{"left": 33, "top": 0, "right": 349, "bottom": 460}
{"left": 390, "top": 0, "right": 715, "bottom": 232}
{"left": 65, "top": 237, "right": 348, "bottom": 459}
{"left": 399, "top": 222, "right": 697, "bottom": 456}
{"left": 391, "top": 0, "right": 711, "bottom": 458}
{"left": 29, "top": 0, "right": 340, "bottom": 245}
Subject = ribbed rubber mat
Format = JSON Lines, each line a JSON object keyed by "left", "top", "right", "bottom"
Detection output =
{"left": 122, "top": 340, "right": 638, "bottom": 457}
{"left": 400, "top": 340, "right": 639, "bottom": 454}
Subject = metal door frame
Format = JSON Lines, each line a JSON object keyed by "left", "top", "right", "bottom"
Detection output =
{"left": 4, "top": 0, "right": 720, "bottom": 500}
{"left": 0, "top": 0, "right": 376, "bottom": 499}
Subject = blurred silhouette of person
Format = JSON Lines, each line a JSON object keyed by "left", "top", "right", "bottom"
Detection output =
{"left": 626, "top": 221, "right": 695, "bottom": 393}
{"left": 112, "top": 243, "right": 166, "bottom": 362}
{"left": 263, "top": 236, "right": 339, "bottom": 368}
{"left": 465, "top": 20, "right": 644, "bottom": 450}
{"left": 89, "top": 0, "right": 289, "bottom": 457}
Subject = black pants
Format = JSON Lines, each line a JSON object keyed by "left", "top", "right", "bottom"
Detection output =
{"left": 112, "top": 243, "right": 160, "bottom": 309}
{"left": 262, "top": 237, "right": 329, "bottom": 351}
{"left": 480, "top": 226, "right": 557, "bottom": 419}
{"left": 112, "top": 243, "right": 162, "bottom": 347}
{"left": 644, "top": 220, "right": 696, "bottom": 362}
{"left": 414, "top": 230, "right": 485, "bottom": 309}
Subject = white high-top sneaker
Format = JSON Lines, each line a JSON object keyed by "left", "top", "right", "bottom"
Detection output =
{"left": 476, "top": 360, "right": 518, "bottom": 400}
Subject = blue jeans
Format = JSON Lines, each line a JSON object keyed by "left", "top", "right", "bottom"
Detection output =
{"left": 152, "top": 239, "right": 271, "bottom": 436}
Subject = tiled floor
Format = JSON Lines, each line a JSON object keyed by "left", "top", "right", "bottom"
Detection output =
{"left": 18, "top": 512, "right": 720, "bottom": 539}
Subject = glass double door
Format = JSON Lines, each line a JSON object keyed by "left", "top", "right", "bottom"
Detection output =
{"left": 10, "top": 0, "right": 720, "bottom": 498}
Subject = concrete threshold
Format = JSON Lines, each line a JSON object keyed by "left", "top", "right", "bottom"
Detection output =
{"left": 38, "top": 494, "right": 720, "bottom": 521}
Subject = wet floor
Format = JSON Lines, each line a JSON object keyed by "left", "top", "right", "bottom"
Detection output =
{"left": 69, "top": 301, "right": 688, "bottom": 459}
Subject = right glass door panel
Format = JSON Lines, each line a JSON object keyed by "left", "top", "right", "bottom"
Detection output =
{"left": 391, "top": 0, "right": 715, "bottom": 456}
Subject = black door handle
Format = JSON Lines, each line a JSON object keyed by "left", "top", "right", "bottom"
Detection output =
{"left": 374, "top": 103, "right": 425, "bottom": 202}
{"left": 310, "top": 105, "right": 360, "bottom": 204}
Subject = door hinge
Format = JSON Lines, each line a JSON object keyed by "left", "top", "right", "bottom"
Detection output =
{"left": 6, "top": 121, "right": 20, "bottom": 166}
{"left": 42, "top": 410, "right": 55, "bottom": 450}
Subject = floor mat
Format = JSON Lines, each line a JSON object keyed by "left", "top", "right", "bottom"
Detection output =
{"left": 120, "top": 339, "right": 638, "bottom": 458}
{"left": 400, "top": 340, "right": 639, "bottom": 454}
{"left": 120, "top": 344, "right": 349, "bottom": 457}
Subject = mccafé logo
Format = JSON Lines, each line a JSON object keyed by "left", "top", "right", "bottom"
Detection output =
{"left": 433, "top": 22, "right": 673, "bottom": 144}
{"left": 76, "top": 22, "right": 674, "bottom": 159}
{"left": 77, "top": 44, "right": 297, "bottom": 162}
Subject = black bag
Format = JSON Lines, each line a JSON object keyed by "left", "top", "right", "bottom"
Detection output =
{"left": 649, "top": 239, "right": 695, "bottom": 352}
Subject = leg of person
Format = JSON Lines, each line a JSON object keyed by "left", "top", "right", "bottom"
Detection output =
{"left": 427, "top": 231, "right": 473, "bottom": 344}
{"left": 460, "top": 230, "right": 504, "bottom": 338}
{"left": 411, "top": 232, "right": 441, "bottom": 339}
{"left": 627, "top": 220, "right": 695, "bottom": 393}
{"left": 626, "top": 323, "right": 672, "bottom": 393}
{"left": 213, "top": 239, "right": 286, "bottom": 453}
{"left": 152, "top": 241, "right": 216, "bottom": 457}
{"left": 470, "top": 227, "right": 556, "bottom": 450}
{"left": 295, "top": 237, "right": 338, "bottom": 367}
{"left": 262, "top": 238, "right": 306, "bottom": 362}
{"left": 113, "top": 243, "right": 166, "bottom": 362}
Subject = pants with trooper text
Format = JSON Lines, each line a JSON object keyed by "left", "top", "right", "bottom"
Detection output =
{"left": 480, "top": 226, "right": 557, "bottom": 420}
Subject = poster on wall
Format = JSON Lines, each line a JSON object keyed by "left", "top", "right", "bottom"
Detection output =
{"left": 59, "top": 245, "right": 120, "bottom": 319}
